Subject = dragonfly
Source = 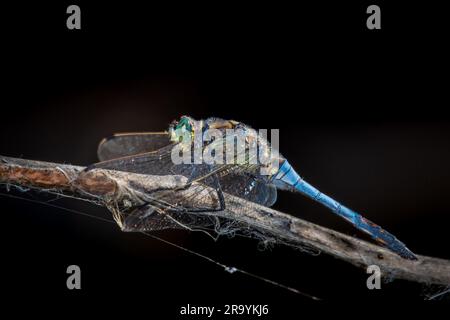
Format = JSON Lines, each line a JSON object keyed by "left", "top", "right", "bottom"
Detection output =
{"left": 88, "top": 116, "right": 417, "bottom": 260}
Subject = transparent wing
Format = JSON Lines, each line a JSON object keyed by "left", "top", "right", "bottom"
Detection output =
{"left": 122, "top": 204, "right": 225, "bottom": 232}
{"left": 220, "top": 173, "right": 277, "bottom": 207}
{"left": 97, "top": 132, "right": 171, "bottom": 161}
{"left": 121, "top": 205, "right": 181, "bottom": 232}
{"left": 90, "top": 143, "right": 180, "bottom": 175}
{"left": 120, "top": 203, "right": 219, "bottom": 232}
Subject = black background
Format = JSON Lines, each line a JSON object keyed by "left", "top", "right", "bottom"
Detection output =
{"left": 1, "top": 1, "right": 449, "bottom": 316}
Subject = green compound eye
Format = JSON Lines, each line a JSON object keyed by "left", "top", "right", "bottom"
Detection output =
{"left": 176, "top": 117, "right": 193, "bottom": 132}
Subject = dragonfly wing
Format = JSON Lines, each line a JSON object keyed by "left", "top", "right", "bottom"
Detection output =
{"left": 97, "top": 132, "right": 171, "bottom": 161}
{"left": 94, "top": 132, "right": 213, "bottom": 177}
{"left": 88, "top": 144, "right": 177, "bottom": 175}
{"left": 220, "top": 173, "right": 277, "bottom": 207}
{"left": 121, "top": 204, "right": 181, "bottom": 231}
{"left": 121, "top": 201, "right": 222, "bottom": 232}
{"left": 175, "top": 158, "right": 277, "bottom": 207}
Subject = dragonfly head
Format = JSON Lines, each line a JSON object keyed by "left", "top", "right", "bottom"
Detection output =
{"left": 169, "top": 115, "right": 195, "bottom": 143}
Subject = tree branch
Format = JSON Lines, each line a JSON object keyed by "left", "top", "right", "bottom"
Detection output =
{"left": 1, "top": 155, "right": 449, "bottom": 285}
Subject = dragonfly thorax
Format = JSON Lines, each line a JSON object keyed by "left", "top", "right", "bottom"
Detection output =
{"left": 168, "top": 116, "right": 284, "bottom": 179}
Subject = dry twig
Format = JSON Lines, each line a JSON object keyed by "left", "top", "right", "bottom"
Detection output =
{"left": 1, "top": 155, "right": 449, "bottom": 285}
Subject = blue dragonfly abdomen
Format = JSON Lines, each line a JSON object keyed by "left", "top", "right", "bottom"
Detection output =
{"left": 272, "top": 160, "right": 417, "bottom": 260}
